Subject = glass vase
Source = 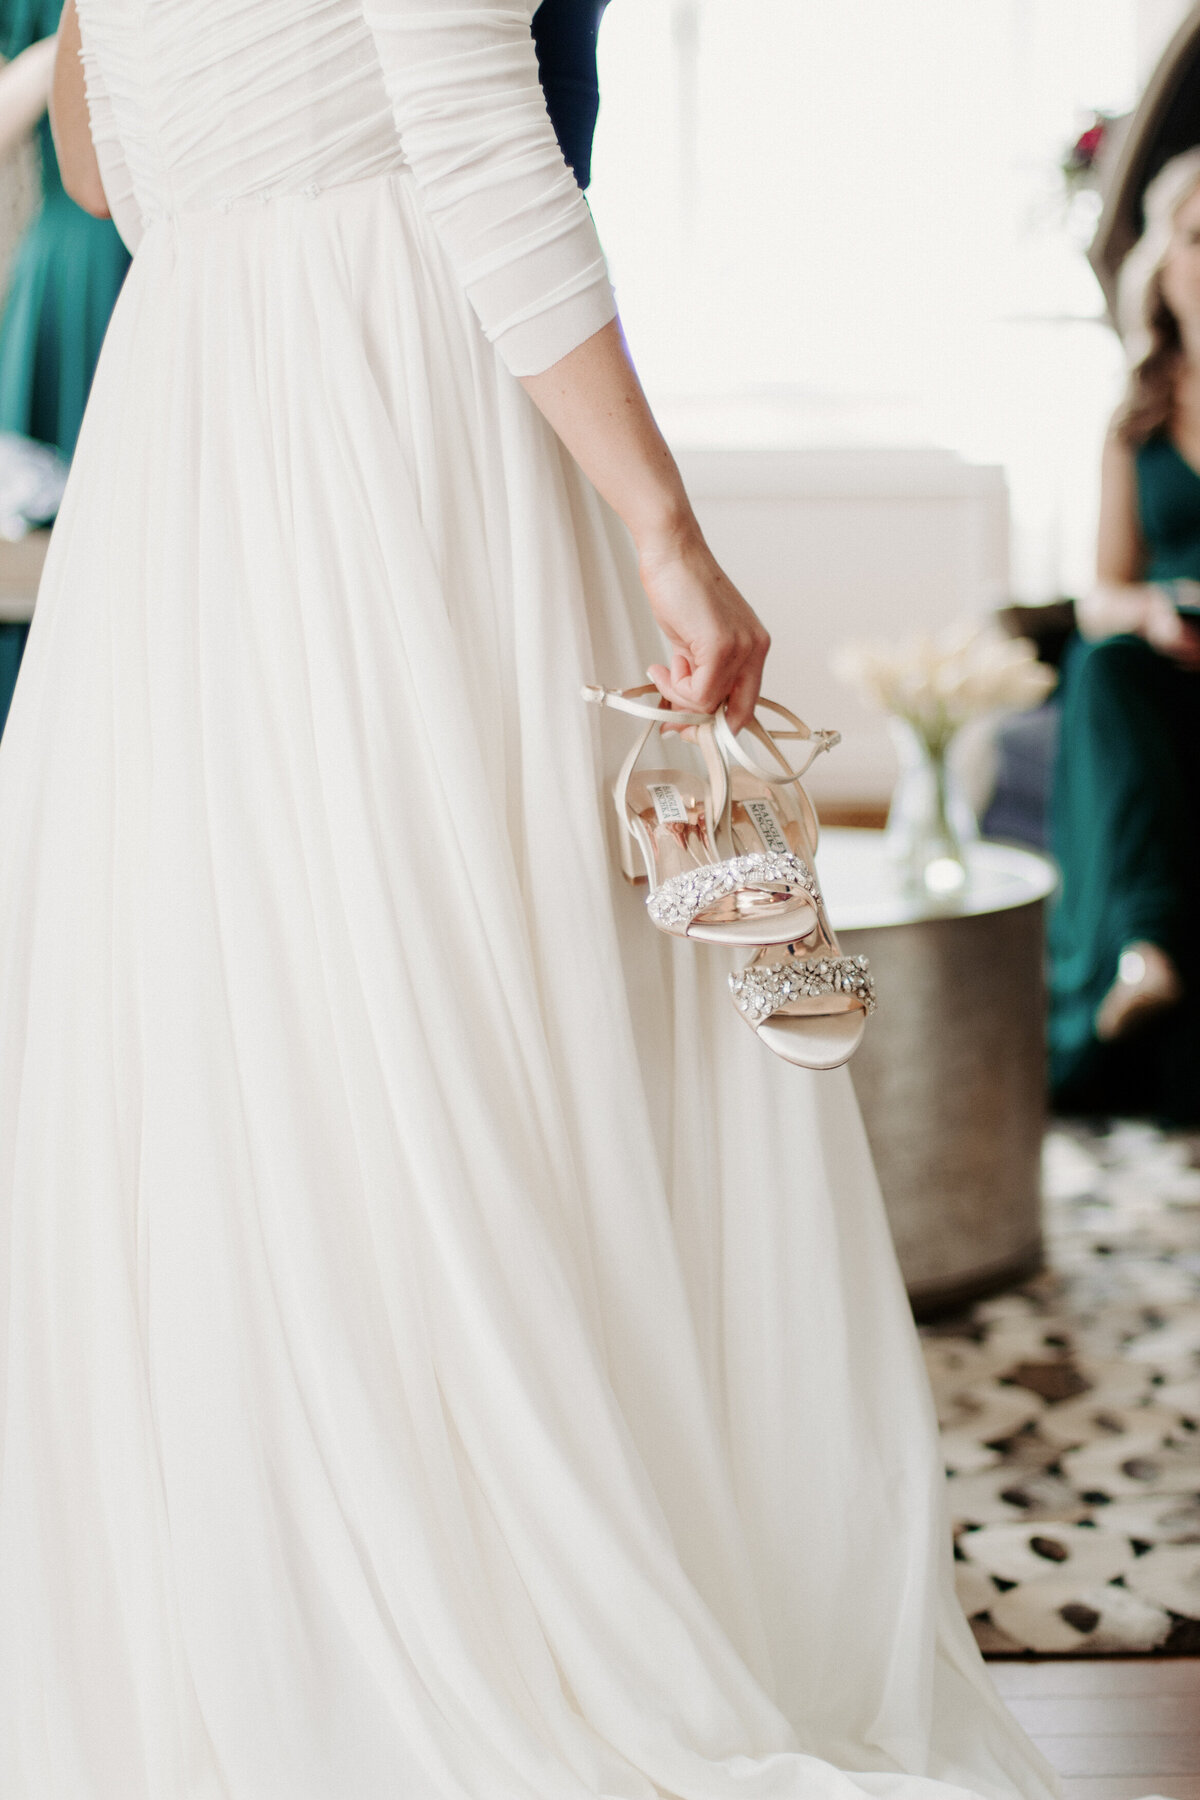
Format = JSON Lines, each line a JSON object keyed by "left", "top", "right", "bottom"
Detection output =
{"left": 885, "top": 718, "right": 977, "bottom": 901}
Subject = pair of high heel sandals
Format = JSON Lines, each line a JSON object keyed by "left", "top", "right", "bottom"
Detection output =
{"left": 583, "top": 683, "right": 876, "bottom": 1070}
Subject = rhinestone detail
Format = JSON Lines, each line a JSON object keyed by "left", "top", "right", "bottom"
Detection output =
{"left": 647, "top": 851, "right": 818, "bottom": 933}
{"left": 729, "top": 954, "right": 877, "bottom": 1022}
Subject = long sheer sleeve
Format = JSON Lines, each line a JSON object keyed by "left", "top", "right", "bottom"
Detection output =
{"left": 361, "top": 0, "right": 616, "bottom": 376}
{"left": 77, "top": 31, "right": 144, "bottom": 254}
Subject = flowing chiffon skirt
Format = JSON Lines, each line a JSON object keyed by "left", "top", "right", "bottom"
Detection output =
{"left": 0, "top": 169, "right": 1059, "bottom": 1800}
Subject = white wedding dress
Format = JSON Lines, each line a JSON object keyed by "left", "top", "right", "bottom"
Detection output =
{"left": 0, "top": 5, "right": 1063, "bottom": 1798}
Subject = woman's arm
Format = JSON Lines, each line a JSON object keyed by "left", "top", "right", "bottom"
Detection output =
{"left": 1078, "top": 429, "right": 1200, "bottom": 668}
{"left": 0, "top": 36, "right": 55, "bottom": 161}
{"left": 363, "top": 0, "right": 769, "bottom": 726}
{"left": 47, "top": 0, "right": 107, "bottom": 217}
{"left": 520, "top": 322, "right": 768, "bottom": 724}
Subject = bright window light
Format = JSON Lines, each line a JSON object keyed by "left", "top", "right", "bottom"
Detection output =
{"left": 590, "top": 0, "right": 1186, "bottom": 599}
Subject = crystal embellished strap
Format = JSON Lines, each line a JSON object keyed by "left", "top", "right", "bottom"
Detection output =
{"left": 729, "top": 954, "right": 877, "bottom": 1022}
{"left": 647, "top": 851, "right": 817, "bottom": 931}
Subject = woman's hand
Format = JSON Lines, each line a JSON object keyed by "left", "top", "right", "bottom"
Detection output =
{"left": 1141, "top": 586, "right": 1200, "bottom": 669}
{"left": 518, "top": 323, "right": 771, "bottom": 728}
{"left": 1080, "top": 580, "right": 1200, "bottom": 668}
{"left": 636, "top": 520, "right": 770, "bottom": 732}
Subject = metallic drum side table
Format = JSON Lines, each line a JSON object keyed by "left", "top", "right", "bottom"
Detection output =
{"left": 817, "top": 829, "right": 1058, "bottom": 1318}
{"left": 0, "top": 530, "right": 49, "bottom": 624}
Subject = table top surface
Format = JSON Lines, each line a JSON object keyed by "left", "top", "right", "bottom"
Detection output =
{"left": 817, "top": 828, "right": 1057, "bottom": 932}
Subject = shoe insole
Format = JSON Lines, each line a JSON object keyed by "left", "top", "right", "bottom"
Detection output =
{"left": 627, "top": 770, "right": 711, "bottom": 889}
{"left": 757, "top": 1009, "right": 866, "bottom": 1071}
{"left": 628, "top": 772, "right": 818, "bottom": 941}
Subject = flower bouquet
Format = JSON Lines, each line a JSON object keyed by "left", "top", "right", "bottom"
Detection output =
{"left": 831, "top": 620, "right": 1057, "bottom": 898}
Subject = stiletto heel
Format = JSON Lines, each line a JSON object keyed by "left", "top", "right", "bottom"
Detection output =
{"left": 583, "top": 683, "right": 820, "bottom": 945}
{"left": 717, "top": 697, "right": 877, "bottom": 1067}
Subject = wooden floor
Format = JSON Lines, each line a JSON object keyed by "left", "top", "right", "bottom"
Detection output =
{"left": 989, "top": 1659, "right": 1200, "bottom": 1799}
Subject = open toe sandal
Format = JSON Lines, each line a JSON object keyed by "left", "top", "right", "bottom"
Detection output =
{"left": 583, "top": 683, "right": 820, "bottom": 946}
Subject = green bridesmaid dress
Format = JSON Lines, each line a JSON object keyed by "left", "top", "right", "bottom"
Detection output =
{"left": 0, "top": 0, "right": 129, "bottom": 731}
{"left": 1049, "top": 434, "right": 1200, "bottom": 1124}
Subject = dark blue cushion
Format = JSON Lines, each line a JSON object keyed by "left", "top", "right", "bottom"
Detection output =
{"left": 980, "top": 700, "right": 1061, "bottom": 851}
{"left": 531, "top": 0, "right": 610, "bottom": 189}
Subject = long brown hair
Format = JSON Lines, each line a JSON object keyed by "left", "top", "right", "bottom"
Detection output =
{"left": 1114, "top": 152, "right": 1200, "bottom": 446}
{"left": 1115, "top": 272, "right": 1182, "bottom": 447}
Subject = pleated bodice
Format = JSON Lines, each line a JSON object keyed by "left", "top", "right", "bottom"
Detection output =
{"left": 74, "top": 0, "right": 404, "bottom": 222}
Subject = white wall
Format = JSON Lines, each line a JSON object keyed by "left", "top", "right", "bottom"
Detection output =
{"left": 677, "top": 446, "right": 1010, "bottom": 805}
{"left": 588, "top": 1, "right": 1146, "bottom": 603}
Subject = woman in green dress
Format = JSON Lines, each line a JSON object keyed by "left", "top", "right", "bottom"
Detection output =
{"left": 1050, "top": 149, "right": 1200, "bottom": 1123}
{"left": 0, "top": 0, "right": 128, "bottom": 731}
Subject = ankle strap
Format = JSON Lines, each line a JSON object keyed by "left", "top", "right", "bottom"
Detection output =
{"left": 584, "top": 683, "right": 731, "bottom": 856}
{"left": 714, "top": 697, "right": 840, "bottom": 787}
{"left": 582, "top": 683, "right": 715, "bottom": 730}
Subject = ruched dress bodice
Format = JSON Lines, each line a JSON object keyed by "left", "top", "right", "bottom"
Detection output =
{"left": 75, "top": 0, "right": 617, "bottom": 375}
{"left": 76, "top": 0, "right": 403, "bottom": 225}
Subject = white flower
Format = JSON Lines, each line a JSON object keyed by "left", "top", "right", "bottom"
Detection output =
{"left": 830, "top": 621, "right": 1056, "bottom": 754}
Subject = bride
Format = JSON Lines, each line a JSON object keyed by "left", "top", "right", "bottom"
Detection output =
{"left": 0, "top": 2, "right": 1060, "bottom": 1796}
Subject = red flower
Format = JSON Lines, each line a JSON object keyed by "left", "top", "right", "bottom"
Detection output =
{"left": 1064, "top": 116, "right": 1109, "bottom": 179}
{"left": 1076, "top": 123, "right": 1105, "bottom": 161}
